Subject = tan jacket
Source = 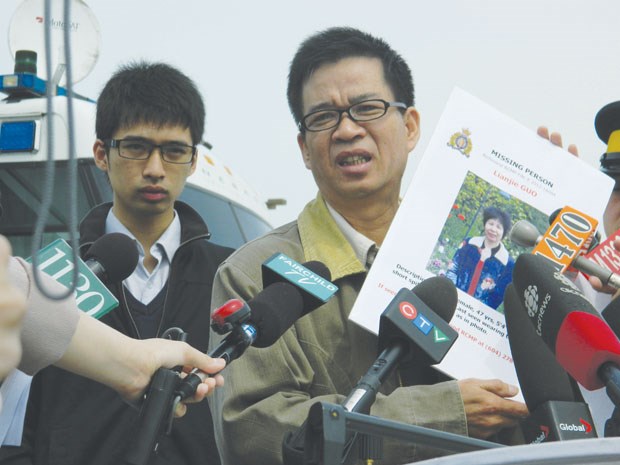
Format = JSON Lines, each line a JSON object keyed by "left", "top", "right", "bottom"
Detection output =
{"left": 208, "top": 194, "right": 467, "bottom": 465}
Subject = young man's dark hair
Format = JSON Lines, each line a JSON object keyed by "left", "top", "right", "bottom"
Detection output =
{"left": 96, "top": 61, "right": 205, "bottom": 145}
{"left": 286, "top": 26, "right": 415, "bottom": 129}
{"left": 482, "top": 206, "right": 512, "bottom": 239}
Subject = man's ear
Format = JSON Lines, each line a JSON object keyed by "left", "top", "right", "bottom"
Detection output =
{"left": 404, "top": 107, "right": 421, "bottom": 153}
{"left": 189, "top": 152, "right": 198, "bottom": 176}
{"left": 297, "top": 133, "right": 312, "bottom": 170}
{"left": 93, "top": 140, "right": 109, "bottom": 171}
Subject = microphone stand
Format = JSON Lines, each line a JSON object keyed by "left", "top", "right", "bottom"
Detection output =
{"left": 302, "top": 402, "right": 500, "bottom": 465}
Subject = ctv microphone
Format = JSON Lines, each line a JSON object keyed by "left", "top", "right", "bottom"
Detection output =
{"left": 509, "top": 219, "right": 620, "bottom": 289}
{"left": 511, "top": 253, "right": 620, "bottom": 405}
{"left": 282, "top": 277, "right": 459, "bottom": 465}
{"left": 82, "top": 232, "right": 139, "bottom": 284}
{"left": 342, "top": 276, "right": 459, "bottom": 414}
{"left": 504, "top": 284, "right": 596, "bottom": 442}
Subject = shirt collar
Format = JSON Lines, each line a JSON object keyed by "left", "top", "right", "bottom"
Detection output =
{"left": 324, "top": 200, "right": 377, "bottom": 270}
{"left": 105, "top": 209, "right": 182, "bottom": 262}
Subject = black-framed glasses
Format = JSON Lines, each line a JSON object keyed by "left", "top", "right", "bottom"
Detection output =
{"left": 299, "top": 99, "right": 407, "bottom": 132}
{"left": 106, "top": 139, "right": 196, "bottom": 164}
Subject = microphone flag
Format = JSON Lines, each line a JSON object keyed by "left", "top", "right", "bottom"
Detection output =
{"left": 26, "top": 238, "right": 118, "bottom": 318}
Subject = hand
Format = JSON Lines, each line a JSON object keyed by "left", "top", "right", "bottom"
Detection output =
{"left": 122, "top": 338, "right": 226, "bottom": 417}
{"left": 537, "top": 126, "right": 579, "bottom": 156}
{"left": 588, "top": 237, "right": 620, "bottom": 296}
{"left": 0, "top": 236, "right": 27, "bottom": 381}
{"left": 458, "top": 378, "right": 529, "bottom": 439}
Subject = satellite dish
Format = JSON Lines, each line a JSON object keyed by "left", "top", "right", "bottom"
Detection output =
{"left": 8, "top": 0, "right": 101, "bottom": 84}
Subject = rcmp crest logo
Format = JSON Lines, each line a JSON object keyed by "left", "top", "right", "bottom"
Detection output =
{"left": 447, "top": 129, "right": 473, "bottom": 157}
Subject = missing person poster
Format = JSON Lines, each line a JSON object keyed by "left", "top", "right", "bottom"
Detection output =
{"left": 349, "top": 88, "right": 614, "bottom": 400}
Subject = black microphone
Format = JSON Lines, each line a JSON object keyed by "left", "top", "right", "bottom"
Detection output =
{"left": 127, "top": 259, "right": 335, "bottom": 465}
{"left": 176, "top": 260, "right": 333, "bottom": 400}
{"left": 504, "top": 284, "right": 596, "bottom": 442}
{"left": 82, "top": 232, "right": 139, "bottom": 283}
{"left": 511, "top": 253, "right": 620, "bottom": 408}
{"left": 282, "top": 277, "right": 458, "bottom": 465}
{"left": 341, "top": 276, "right": 459, "bottom": 414}
{"left": 602, "top": 298, "right": 620, "bottom": 340}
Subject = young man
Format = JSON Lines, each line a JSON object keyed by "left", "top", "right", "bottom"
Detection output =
{"left": 208, "top": 28, "right": 529, "bottom": 465}
{"left": 11, "top": 62, "right": 232, "bottom": 465}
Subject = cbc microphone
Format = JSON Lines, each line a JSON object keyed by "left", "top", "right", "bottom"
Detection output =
{"left": 509, "top": 219, "right": 620, "bottom": 289}
{"left": 341, "top": 276, "right": 459, "bottom": 414}
{"left": 82, "top": 232, "right": 139, "bottom": 284}
{"left": 504, "top": 284, "right": 596, "bottom": 442}
{"left": 511, "top": 253, "right": 620, "bottom": 407}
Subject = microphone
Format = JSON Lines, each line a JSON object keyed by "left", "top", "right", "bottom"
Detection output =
{"left": 176, "top": 259, "right": 333, "bottom": 400}
{"left": 511, "top": 253, "right": 620, "bottom": 405}
{"left": 504, "top": 284, "right": 596, "bottom": 442}
{"left": 282, "top": 277, "right": 458, "bottom": 465}
{"left": 82, "top": 232, "right": 139, "bottom": 284}
{"left": 509, "top": 219, "right": 620, "bottom": 289}
{"left": 341, "top": 276, "right": 459, "bottom": 414}
{"left": 127, "top": 258, "right": 336, "bottom": 465}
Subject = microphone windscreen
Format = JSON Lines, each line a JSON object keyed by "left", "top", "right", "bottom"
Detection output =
{"left": 83, "top": 232, "right": 139, "bottom": 282}
{"left": 512, "top": 253, "right": 620, "bottom": 390}
{"left": 248, "top": 282, "right": 304, "bottom": 348}
{"left": 299, "top": 260, "right": 332, "bottom": 315}
{"left": 512, "top": 253, "right": 595, "bottom": 347}
{"left": 411, "top": 276, "right": 458, "bottom": 323}
{"left": 504, "top": 284, "right": 583, "bottom": 411}
{"left": 602, "top": 297, "right": 620, "bottom": 339}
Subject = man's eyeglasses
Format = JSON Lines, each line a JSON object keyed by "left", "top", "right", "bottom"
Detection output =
{"left": 106, "top": 139, "right": 196, "bottom": 164}
{"left": 299, "top": 99, "right": 407, "bottom": 132}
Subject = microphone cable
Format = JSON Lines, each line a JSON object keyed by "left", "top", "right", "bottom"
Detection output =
{"left": 30, "top": 0, "right": 80, "bottom": 300}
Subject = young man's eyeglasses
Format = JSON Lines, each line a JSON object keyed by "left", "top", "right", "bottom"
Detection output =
{"left": 298, "top": 99, "right": 407, "bottom": 133}
{"left": 106, "top": 139, "right": 196, "bottom": 164}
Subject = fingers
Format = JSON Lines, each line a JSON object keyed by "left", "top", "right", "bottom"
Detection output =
{"left": 476, "top": 378, "right": 519, "bottom": 397}
{"left": 536, "top": 125, "right": 579, "bottom": 157}
{"left": 536, "top": 126, "right": 549, "bottom": 139}
{"left": 458, "top": 378, "right": 529, "bottom": 439}
{"left": 181, "top": 344, "right": 226, "bottom": 375}
{"left": 567, "top": 143, "right": 579, "bottom": 156}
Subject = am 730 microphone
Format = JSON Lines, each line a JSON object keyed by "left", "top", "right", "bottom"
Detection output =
{"left": 511, "top": 253, "right": 620, "bottom": 407}
{"left": 504, "top": 284, "right": 596, "bottom": 442}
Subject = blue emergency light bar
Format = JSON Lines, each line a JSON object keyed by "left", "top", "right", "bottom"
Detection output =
{"left": 0, "top": 72, "right": 64, "bottom": 98}
{"left": 0, "top": 73, "right": 92, "bottom": 101}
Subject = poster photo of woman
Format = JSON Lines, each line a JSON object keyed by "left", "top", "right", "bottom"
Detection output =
{"left": 427, "top": 171, "right": 548, "bottom": 312}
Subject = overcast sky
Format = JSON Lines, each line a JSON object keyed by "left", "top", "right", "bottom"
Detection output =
{"left": 2, "top": 0, "right": 619, "bottom": 227}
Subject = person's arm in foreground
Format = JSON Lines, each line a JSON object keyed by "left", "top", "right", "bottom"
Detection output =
{"left": 5, "top": 234, "right": 224, "bottom": 411}
{"left": 0, "top": 236, "right": 26, "bottom": 381}
{"left": 56, "top": 312, "right": 225, "bottom": 410}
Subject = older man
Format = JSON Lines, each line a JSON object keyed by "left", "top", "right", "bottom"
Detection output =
{"left": 209, "top": 27, "right": 529, "bottom": 465}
